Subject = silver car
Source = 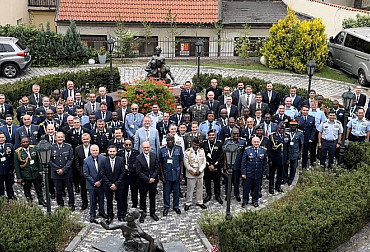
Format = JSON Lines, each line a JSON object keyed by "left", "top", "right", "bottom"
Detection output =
{"left": 0, "top": 37, "right": 32, "bottom": 78}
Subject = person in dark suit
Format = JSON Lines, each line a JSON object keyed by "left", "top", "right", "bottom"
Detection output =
{"left": 61, "top": 80, "right": 78, "bottom": 101}
{"left": 204, "top": 91, "right": 221, "bottom": 118}
{"left": 205, "top": 79, "right": 222, "bottom": 101}
{"left": 16, "top": 96, "right": 35, "bottom": 123}
{"left": 241, "top": 117, "right": 255, "bottom": 141}
{"left": 271, "top": 105, "right": 291, "bottom": 127}
{"left": 218, "top": 117, "right": 239, "bottom": 142}
{"left": 83, "top": 144, "right": 107, "bottom": 223}
{"left": 14, "top": 115, "right": 39, "bottom": 149}
{"left": 74, "top": 133, "right": 91, "bottom": 211}
{"left": 231, "top": 82, "right": 245, "bottom": 105}
{"left": 284, "top": 87, "right": 303, "bottom": 111}
{"left": 0, "top": 132, "right": 15, "bottom": 200}
{"left": 53, "top": 104, "right": 68, "bottom": 127}
{"left": 38, "top": 109, "right": 61, "bottom": 138}
{"left": 354, "top": 86, "right": 367, "bottom": 107}
{"left": 261, "top": 82, "right": 280, "bottom": 114}
{"left": 28, "top": 84, "right": 45, "bottom": 108}
{"left": 218, "top": 96, "right": 238, "bottom": 119}
{"left": 0, "top": 115, "right": 19, "bottom": 145}
{"left": 170, "top": 104, "right": 185, "bottom": 127}
{"left": 116, "top": 97, "right": 131, "bottom": 124}
{"left": 0, "top": 94, "right": 13, "bottom": 120}
{"left": 35, "top": 97, "right": 56, "bottom": 122}
{"left": 250, "top": 93, "right": 270, "bottom": 117}
{"left": 180, "top": 81, "right": 196, "bottom": 113}
{"left": 95, "top": 102, "right": 112, "bottom": 123}
{"left": 135, "top": 141, "right": 160, "bottom": 223}
{"left": 218, "top": 86, "right": 237, "bottom": 106}
{"left": 260, "top": 113, "right": 277, "bottom": 138}
{"left": 96, "top": 86, "right": 115, "bottom": 112}
{"left": 64, "top": 96, "right": 77, "bottom": 116}
{"left": 156, "top": 112, "right": 170, "bottom": 143}
{"left": 83, "top": 115, "right": 97, "bottom": 131}
{"left": 365, "top": 99, "right": 370, "bottom": 120}
{"left": 303, "top": 89, "right": 317, "bottom": 107}
{"left": 74, "top": 91, "right": 86, "bottom": 108}
{"left": 100, "top": 145, "right": 126, "bottom": 224}
{"left": 331, "top": 100, "right": 345, "bottom": 125}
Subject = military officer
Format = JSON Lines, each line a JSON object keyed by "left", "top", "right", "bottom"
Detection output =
{"left": 218, "top": 117, "right": 239, "bottom": 142}
{"left": 346, "top": 108, "right": 369, "bottom": 142}
{"left": 253, "top": 125, "right": 269, "bottom": 197}
{"left": 268, "top": 122, "right": 289, "bottom": 194}
{"left": 108, "top": 128, "right": 125, "bottom": 157}
{"left": 0, "top": 132, "right": 16, "bottom": 200}
{"left": 241, "top": 137, "right": 268, "bottom": 207}
{"left": 200, "top": 129, "right": 223, "bottom": 205}
{"left": 14, "top": 136, "right": 46, "bottom": 206}
{"left": 331, "top": 100, "right": 345, "bottom": 125}
{"left": 198, "top": 111, "right": 221, "bottom": 139}
{"left": 180, "top": 81, "right": 196, "bottom": 113}
{"left": 189, "top": 95, "right": 209, "bottom": 124}
{"left": 317, "top": 110, "right": 343, "bottom": 169}
{"left": 49, "top": 132, "right": 75, "bottom": 210}
{"left": 66, "top": 117, "right": 91, "bottom": 149}
{"left": 283, "top": 97, "right": 299, "bottom": 119}
{"left": 223, "top": 128, "right": 246, "bottom": 202}
{"left": 106, "top": 112, "right": 124, "bottom": 132}
{"left": 90, "top": 119, "right": 112, "bottom": 154}
{"left": 295, "top": 105, "right": 316, "bottom": 169}
{"left": 159, "top": 135, "right": 183, "bottom": 216}
{"left": 35, "top": 96, "right": 56, "bottom": 122}
{"left": 156, "top": 112, "right": 170, "bottom": 143}
{"left": 284, "top": 119, "right": 304, "bottom": 186}
{"left": 184, "top": 121, "right": 206, "bottom": 149}
{"left": 236, "top": 107, "right": 251, "bottom": 129}
{"left": 38, "top": 109, "right": 60, "bottom": 138}
{"left": 14, "top": 115, "right": 39, "bottom": 149}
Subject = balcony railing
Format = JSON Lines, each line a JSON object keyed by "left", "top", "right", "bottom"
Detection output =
{"left": 28, "top": 0, "right": 57, "bottom": 7}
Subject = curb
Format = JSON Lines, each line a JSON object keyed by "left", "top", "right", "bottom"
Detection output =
{"left": 195, "top": 224, "right": 213, "bottom": 252}
{"left": 65, "top": 223, "right": 91, "bottom": 252}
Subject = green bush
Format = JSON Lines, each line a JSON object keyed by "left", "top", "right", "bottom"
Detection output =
{"left": 201, "top": 143, "right": 370, "bottom": 252}
{"left": 343, "top": 141, "right": 370, "bottom": 169}
{"left": 0, "top": 67, "right": 120, "bottom": 106}
{"left": 343, "top": 14, "right": 370, "bottom": 29}
{"left": 0, "top": 198, "right": 80, "bottom": 252}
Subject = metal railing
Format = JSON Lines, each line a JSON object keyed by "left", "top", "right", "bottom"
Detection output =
{"left": 28, "top": 0, "right": 57, "bottom": 7}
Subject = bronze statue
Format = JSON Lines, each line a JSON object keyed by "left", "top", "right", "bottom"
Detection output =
{"left": 145, "top": 46, "right": 175, "bottom": 84}
{"left": 100, "top": 209, "right": 165, "bottom": 252}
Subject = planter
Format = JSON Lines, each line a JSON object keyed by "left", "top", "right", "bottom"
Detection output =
{"left": 98, "top": 54, "right": 107, "bottom": 64}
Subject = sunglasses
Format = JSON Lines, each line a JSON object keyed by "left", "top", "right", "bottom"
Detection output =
{"left": 125, "top": 144, "right": 132, "bottom": 146}
{"left": 131, "top": 108, "right": 138, "bottom": 110}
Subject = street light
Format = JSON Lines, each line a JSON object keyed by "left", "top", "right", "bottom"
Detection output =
{"left": 36, "top": 137, "right": 52, "bottom": 215}
{"left": 306, "top": 60, "right": 317, "bottom": 99}
{"left": 338, "top": 87, "right": 355, "bottom": 165}
{"left": 107, "top": 37, "right": 115, "bottom": 93}
{"left": 195, "top": 39, "right": 204, "bottom": 93}
{"left": 222, "top": 141, "right": 239, "bottom": 220}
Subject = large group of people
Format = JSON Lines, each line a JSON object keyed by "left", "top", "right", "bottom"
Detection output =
{"left": 0, "top": 79, "right": 369, "bottom": 225}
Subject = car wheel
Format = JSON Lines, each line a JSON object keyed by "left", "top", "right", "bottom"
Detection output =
{"left": 2, "top": 63, "right": 19, "bottom": 78}
{"left": 358, "top": 69, "right": 369, "bottom": 86}
{"left": 326, "top": 53, "right": 335, "bottom": 68}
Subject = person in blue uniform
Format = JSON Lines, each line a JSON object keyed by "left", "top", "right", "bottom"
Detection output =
{"left": 0, "top": 132, "right": 15, "bottom": 200}
{"left": 284, "top": 119, "right": 304, "bottom": 186}
{"left": 295, "top": 105, "right": 316, "bottom": 169}
{"left": 180, "top": 81, "right": 196, "bottom": 113}
{"left": 317, "top": 110, "right": 343, "bottom": 169}
{"left": 198, "top": 111, "right": 221, "bottom": 139}
{"left": 159, "top": 135, "right": 183, "bottom": 216}
{"left": 223, "top": 128, "right": 246, "bottom": 202}
{"left": 346, "top": 108, "right": 369, "bottom": 142}
{"left": 241, "top": 137, "right": 268, "bottom": 207}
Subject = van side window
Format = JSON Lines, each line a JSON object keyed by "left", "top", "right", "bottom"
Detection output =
{"left": 344, "top": 34, "right": 370, "bottom": 54}
{"left": 334, "top": 32, "right": 345, "bottom": 44}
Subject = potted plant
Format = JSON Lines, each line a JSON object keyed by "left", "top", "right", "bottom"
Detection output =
{"left": 97, "top": 46, "right": 107, "bottom": 64}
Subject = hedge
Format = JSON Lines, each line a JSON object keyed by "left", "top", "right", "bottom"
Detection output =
{"left": 0, "top": 198, "right": 80, "bottom": 252}
{"left": 200, "top": 141, "right": 370, "bottom": 252}
{"left": 0, "top": 67, "right": 120, "bottom": 107}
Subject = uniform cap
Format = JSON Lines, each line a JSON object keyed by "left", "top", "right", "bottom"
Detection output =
{"left": 289, "top": 119, "right": 298, "bottom": 125}
{"left": 255, "top": 125, "right": 263, "bottom": 130}
{"left": 278, "top": 122, "right": 285, "bottom": 128}
{"left": 208, "top": 129, "right": 217, "bottom": 135}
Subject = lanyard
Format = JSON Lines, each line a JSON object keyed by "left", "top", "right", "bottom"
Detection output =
{"left": 167, "top": 147, "right": 174, "bottom": 159}
{"left": 208, "top": 140, "right": 215, "bottom": 155}
{"left": 289, "top": 131, "right": 296, "bottom": 140}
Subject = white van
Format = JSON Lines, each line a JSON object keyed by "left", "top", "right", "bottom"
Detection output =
{"left": 327, "top": 28, "right": 370, "bottom": 86}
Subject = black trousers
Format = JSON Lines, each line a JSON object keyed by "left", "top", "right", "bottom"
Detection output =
{"left": 47, "top": 166, "right": 55, "bottom": 195}
{"left": 139, "top": 182, "right": 157, "bottom": 214}
{"left": 123, "top": 182, "right": 138, "bottom": 209}
{"left": 0, "top": 173, "right": 15, "bottom": 199}
{"left": 310, "top": 130, "right": 321, "bottom": 165}
{"left": 23, "top": 178, "right": 44, "bottom": 202}
{"left": 54, "top": 178, "right": 75, "bottom": 207}
{"left": 269, "top": 163, "right": 283, "bottom": 190}
{"left": 76, "top": 172, "right": 88, "bottom": 204}
{"left": 204, "top": 168, "right": 221, "bottom": 197}
{"left": 105, "top": 188, "right": 124, "bottom": 218}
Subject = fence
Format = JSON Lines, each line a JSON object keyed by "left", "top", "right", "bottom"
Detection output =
{"left": 28, "top": 0, "right": 57, "bottom": 7}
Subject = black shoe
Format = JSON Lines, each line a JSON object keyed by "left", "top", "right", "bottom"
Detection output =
{"left": 39, "top": 201, "right": 47, "bottom": 207}
{"left": 281, "top": 180, "right": 287, "bottom": 185}
{"left": 287, "top": 181, "right": 292, "bottom": 186}
{"left": 241, "top": 202, "right": 247, "bottom": 208}
{"left": 236, "top": 195, "right": 241, "bottom": 202}
{"left": 132, "top": 205, "right": 137, "bottom": 208}
{"left": 118, "top": 217, "right": 124, "bottom": 222}
{"left": 75, "top": 186, "right": 80, "bottom": 194}
{"left": 81, "top": 203, "right": 88, "bottom": 210}
{"left": 69, "top": 205, "right": 75, "bottom": 212}
{"left": 275, "top": 187, "right": 284, "bottom": 193}
{"left": 253, "top": 202, "right": 259, "bottom": 208}
{"left": 90, "top": 216, "right": 97, "bottom": 223}
{"left": 8, "top": 195, "right": 17, "bottom": 200}
{"left": 50, "top": 193, "right": 55, "bottom": 199}
{"left": 179, "top": 191, "right": 184, "bottom": 198}
{"left": 269, "top": 189, "right": 275, "bottom": 194}
{"left": 203, "top": 195, "right": 211, "bottom": 203}
{"left": 98, "top": 212, "right": 108, "bottom": 219}
{"left": 139, "top": 215, "right": 145, "bottom": 223}
{"left": 163, "top": 208, "right": 169, "bottom": 216}
{"left": 150, "top": 213, "right": 159, "bottom": 221}
{"left": 62, "top": 191, "right": 66, "bottom": 197}
{"left": 259, "top": 192, "right": 262, "bottom": 198}
{"left": 215, "top": 196, "right": 223, "bottom": 205}
{"left": 184, "top": 205, "right": 190, "bottom": 211}
{"left": 196, "top": 203, "right": 207, "bottom": 209}
{"left": 173, "top": 208, "right": 181, "bottom": 214}
{"left": 106, "top": 217, "right": 113, "bottom": 225}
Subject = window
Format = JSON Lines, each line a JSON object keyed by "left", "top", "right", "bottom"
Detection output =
{"left": 3, "top": 44, "right": 15, "bottom": 52}
{"left": 80, "top": 35, "right": 107, "bottom": 50}
{"left": 344, "top": 34, "right": 370, "bottom": 54}
{"left": 334, "top": 32, "right": 345, "bottom": 44}
{"left": 234, "top": 37, "right": 265, "bottom": 56}
{"left": 175, "top": 37, "right": 209, "bottom": 57}
{"left": 0, "top": 44, "right": 5, "bottom": 53}
{"left": 132, "top": 36, "right": 158, "bottom": 57}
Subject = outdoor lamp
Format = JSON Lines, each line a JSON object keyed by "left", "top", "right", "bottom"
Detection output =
{"left": 107, "top": 37, "right": 115, "bottom": 53}
{"left": 36, "top": 138, "right": 52, "bottom": 165}
{"left": 195, "top": 39, "right": 204, "bottom": 56}
{"left": 306, "top": 59, "right": 317, "bottom": 77}
{"left": 342, "top": 87, "right": 355, "bottom": 110}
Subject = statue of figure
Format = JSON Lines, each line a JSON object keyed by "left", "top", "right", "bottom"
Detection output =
{"left": 145, "top": 46, "right": 175, "bottom": 84}
{"left": 100, "top": 210, "right": 165, "bottom": 252}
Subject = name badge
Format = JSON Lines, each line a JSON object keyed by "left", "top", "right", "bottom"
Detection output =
{"left": 207, "top": 153, "right": 212, "bottom": 158}
{"left": 290, "top": 142, "right": 294, "bottom": 146}
{"left": 30, "top": 160, "right": 35, "bottom": 165}
{"left": 130, "top": 125, "right": 134, "bottom": 128}
{"left": 0, "top": 157, "right": 5, "bottom": 162}
{"left": 125, "top": 165, "right": 128, "bottom": 170}
{"left": 167, "top": 159, "right": 173, "bottom": 164}
{"left": 193, "top": 163, "right": 198, "bottom": 168}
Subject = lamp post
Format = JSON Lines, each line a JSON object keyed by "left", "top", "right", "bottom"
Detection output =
{"left": 107, "top": 37, "right": 115, "bottom": 93}
{"left": 195, "top": 39, "right": 204, "bottom": 93}
{"left": 338, "top": 87, "right": 355, "bottom": 165}
{"left": 36, "top": 137, "right": 52, "bottom": 215}
{"left": 222, "top": 141, "right": 239, "bottom": 220}
{"left": 306, "top": 60, "right": 317, "bottom": 99}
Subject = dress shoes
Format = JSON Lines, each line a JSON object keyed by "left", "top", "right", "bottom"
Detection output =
{"left": 252, "top": 202, "right": 259, "bottom": 208}
{"left": 163, "top": 208, "right": 169, "bottom": 216}
{"left": 150, "top": 213, "right": 159, "bottom": 221}
{"left": 89, "top": 216, "right": 98, "bottom": 224}
{"left": 75, "top": 186, "right": 80, "bottom": 193}
{"left": 235, "top": 195, "right": 241, "bottom": 202}
{"left": 184, "top": 205, "right": 190, "bottom": 211}
{"left": 179, "top": 191, "right": 184, "bottom": 198}
{"left": 118, "top": 217, "right": 124, "bottom": 222}
{"left": 39, "top": 201, "right": 47, "bottom": 207}
{"left": 287, "top": 181, "right": 292, "bottom": 186}
{"left": 98, "top": 212, "right": 108, "bottom": 219}
{"left": 275, "top": 187, "right": 284, "bottom": 193}
{"left": 62, "top": 191, "right": 66, "bottom": 197}
{"left": 215, "top": 196, "right": 223, "bottom": 205}
{"left": 106, "top": 217, "right": 113, "bottom": 225}
{"left": 50, "top": 193, "right": 55, "bottom": 199}
{"left": 203, "top": 195, "right": 211, "bottom": 203}
{"left": 241, "top": 203, "right": 247, "bottom": 208}
{"left": 139, "top": 214, "right": 146, "bottom": 223}
{"left": 259, "top": 192, "right": 262, "bottom": 198}
{"left": 173, "top": 208, "right": 181, "bottom": 214}
{"left": 81, "top": 203, "right": 88, "bottom": 210}
{"left": 269, "top": 189, "right": 275, "bottom": 194}
{"left": 69, "top": 205, "right": 75, "bottom": 212}
{"left": 196, "top": 203, "right": 207, "bottom": 209}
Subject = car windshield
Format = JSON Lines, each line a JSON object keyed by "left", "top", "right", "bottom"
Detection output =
{"left": 16, "top": 40, "right": 27, "bottom": 50}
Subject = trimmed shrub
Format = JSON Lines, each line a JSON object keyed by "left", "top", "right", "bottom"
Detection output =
{"left": 0, "top": 198, "right": 80, "bottom": 252}
{"left": 343, "top": 14, "right": 370, "bottom": 29}
{"left": 343, "top": 141, "right": 370, "bottom": 169}
{"left": 0, "top": 67, "right": 120, "bottom": 106}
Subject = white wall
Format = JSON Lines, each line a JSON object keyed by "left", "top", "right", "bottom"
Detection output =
{"left": 0, "top": 0, "right": 29, "bottom": 26}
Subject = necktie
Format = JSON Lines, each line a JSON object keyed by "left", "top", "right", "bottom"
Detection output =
{"left": 110, "top": 159, "right": 115, "bottom": 172}
{"left": 280, "top": 115, "right": 283, "bottom": 121}
{"left": 27, "top": 128, "right": 30, "bottom": 137}
{"left": 268, "top": 91, "right": 272, "bottom": 103}
{"left": 210, "top": 102, "right": 213, "bottom": 110}
{"left": 197, "top": 105, "right": 200, "bottom": 111}
{"left": 126, "top": 151, "right": 130, "bottom": 160}
{"left": 240, "top": 90, "right": 242, "bottom": 96}
{"left": 357, "top": 95, "right": 359, "bottom": 101}
{"left": 36, "top": 95, "right": 39, "bottom": 105}
{"left": 1, "top": 106, "right": 4, "bottom": 114}
{"left": 145, "top": 154, "right": 150, "bottom": 167}
{"left": 145, "top": 129, "right": 149, "bottom": 140}
{"left": 265, "top": 124, "right": 269, "bottom": 137}
{"left": 249, "top": 128, "right": 252, "bottom": 137}
{"left": 69, "top": 90, "right": 72, "bottom": 97}
{"left": 177, "top": 115, "right": 180, "bottom": 124}
{"left": 188, "top": 90, "right": 190, "bottom": 95}
{"left": 92, "top": 104, "right": 95, "bottom": 112}
{"left": 102, "top": 112, "right": 105, "bottom": 120}
{"left": 94, "top": 158, "right": 98, "bottom": 172}
{"left": 59, "top": 115, "right": 62, "bottom": 121}
{"left": 304, "top": 116, "right": 307, "bottom": 122}
{"left": 255, "top": 148, "right": 258, "bottom": 156}
{"left": 246, "top": 95, "right": 250, "bottom": 106}
{"left": 257, "top": 103, "right": 260, "bottom": 109}
{"left": 209, "top": 122, "right": 212, "bottom": 130}
{"left": 0, "top": 145, "right": 3, "bottom": 152}
{"left": 8, "top": 126, "right": 11, "bottom": 136}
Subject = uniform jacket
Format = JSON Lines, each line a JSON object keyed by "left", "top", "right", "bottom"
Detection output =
{"left": 14, "top": 125, "right": 39, "bottom": 149}
{"left": 64, "top": 105, "right": 77, "bottom": 116}
{"left": 90, "top": 128, "right": 113, "bottom": 153}
{"left": 28, "top": 94, "right": 45, "bottom": 108}
{"left": 296, "top": 115, "right": 316, "bottom": 142}
{"left": 14, "top": 146, "right": 41, "bottom": 180}
{"left": 49, "top": 143, "right": 74, "bottom": 180}
{"left": 94, "top": 110, "right": 112, "bottom": 123}
{"left": 156, "top": 120, "right": 170, "bottom": 142}
{"left": 198, "top": 120, "right": 221, "bottom": 138}
{"left": 200, "top": 139, "right": 223, "bottom": 170}
{"left": 0, "top": 143, "right": 14, "bottom": 175}
{"left": 159, "top": 145, "right": 183, "bottom": 181}
{"left": 16, "top": 105, "right": 35, "bottom": 122}
{"left": 123, "top": 149, "right": 139, "bottom": 185}
{"left": 184, "top": 148, "right": 206, "bottom": 178}
{"left": 35, "top": 106, "right": 56, "bottom": 121}
{"left": 189, "top": 104, "right": 209, "bottom": 124}
{"left": 169, "top": 113, "right": 185, "bottom": 126}
{"left": 66, "top": 127, "right": 91, "bottom": 148}
{"left": 180, "top": 89, "right": 196, "bottom": 112}
{"left": 224, "top": 138, "right": 247, "bottom": 171}
{"left": 0, "top": 103, "right": 14, "bottom": 119}
{"left": 286, "top": 129, "right": 304, "bottom": 160}
{"left": 241, "top": 146, "right": 268, "bottom": 179}
{"left": 184, "top": 132, "right": 206, "bottom": 149}
{"left": 0, "top": 124, "right": 19, "bottom": 145}
{"left": 268, "top": 132, "right": 290, "bottom": 165}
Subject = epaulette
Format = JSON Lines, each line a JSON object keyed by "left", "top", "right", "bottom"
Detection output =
{"left": 15, "top": 147, "right": 22, "bottom": 153}
{"left": 270, "top": 132, "right": 276, "bottom": 135}
{"left": 202, "top": 140, "right": 208, "bottom": 143}
{"left": 185, "top": 148, "right": 192, "bottom": 153}
{"left": 65, "top": 143, "right": 72, "bottom": 147}
{"left": 216, "top": 140, "right": 222, "bottom": 143}
{"left": 200, "top": 121, "right": 207, "bottom": 124}
{"left": 225, "top": 137, "right": 231, "bottom": 141}
{"left": 260, "top": 146, "right": 267, "bottom": 150}
{"left": 240, "top": 137, "right": 246, "bottom": 141}
{"left": 160, "top": 145, "right": 166, "bottom": 149}
{"left": 245, "top": 146, "right": 252, "bottom": 150}
{"left": 297, "top": 129, "right": 303, "bottom": 132}
{"left": 214, "top": 121, "right": 221, "bottom": 126}
{"left": 334, "top": 119, "right": 341, "bottom": 124}
{"left": 29, "top": 145, "right": 35, "bottom": 148}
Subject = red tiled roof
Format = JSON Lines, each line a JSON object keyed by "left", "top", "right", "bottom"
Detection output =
{"left": 57, "top": 0, "right": 218, "bottom": 24}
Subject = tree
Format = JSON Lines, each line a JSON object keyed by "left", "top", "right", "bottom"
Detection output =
{"left": 343, "top": 14, "right": 370, "bottom": 29}
{"left": 62, "top": 20, "right": 89, "bottom": 66}
{"left": 115, "top": 17, "right": 134, "bottom": 61}
{"left": 234, "top": 24, "right": 251, "bottom": 64}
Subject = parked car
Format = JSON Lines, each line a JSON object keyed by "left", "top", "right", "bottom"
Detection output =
{"left": 327, "top": 28, "right": 370, "bottom": 86}
{"left": 0, "top": 37, "right": 32, "bottom": 78}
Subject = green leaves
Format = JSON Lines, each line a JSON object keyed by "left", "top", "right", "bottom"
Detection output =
{"left": 343, "top": 14, "right": 370, "bottom": 29}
